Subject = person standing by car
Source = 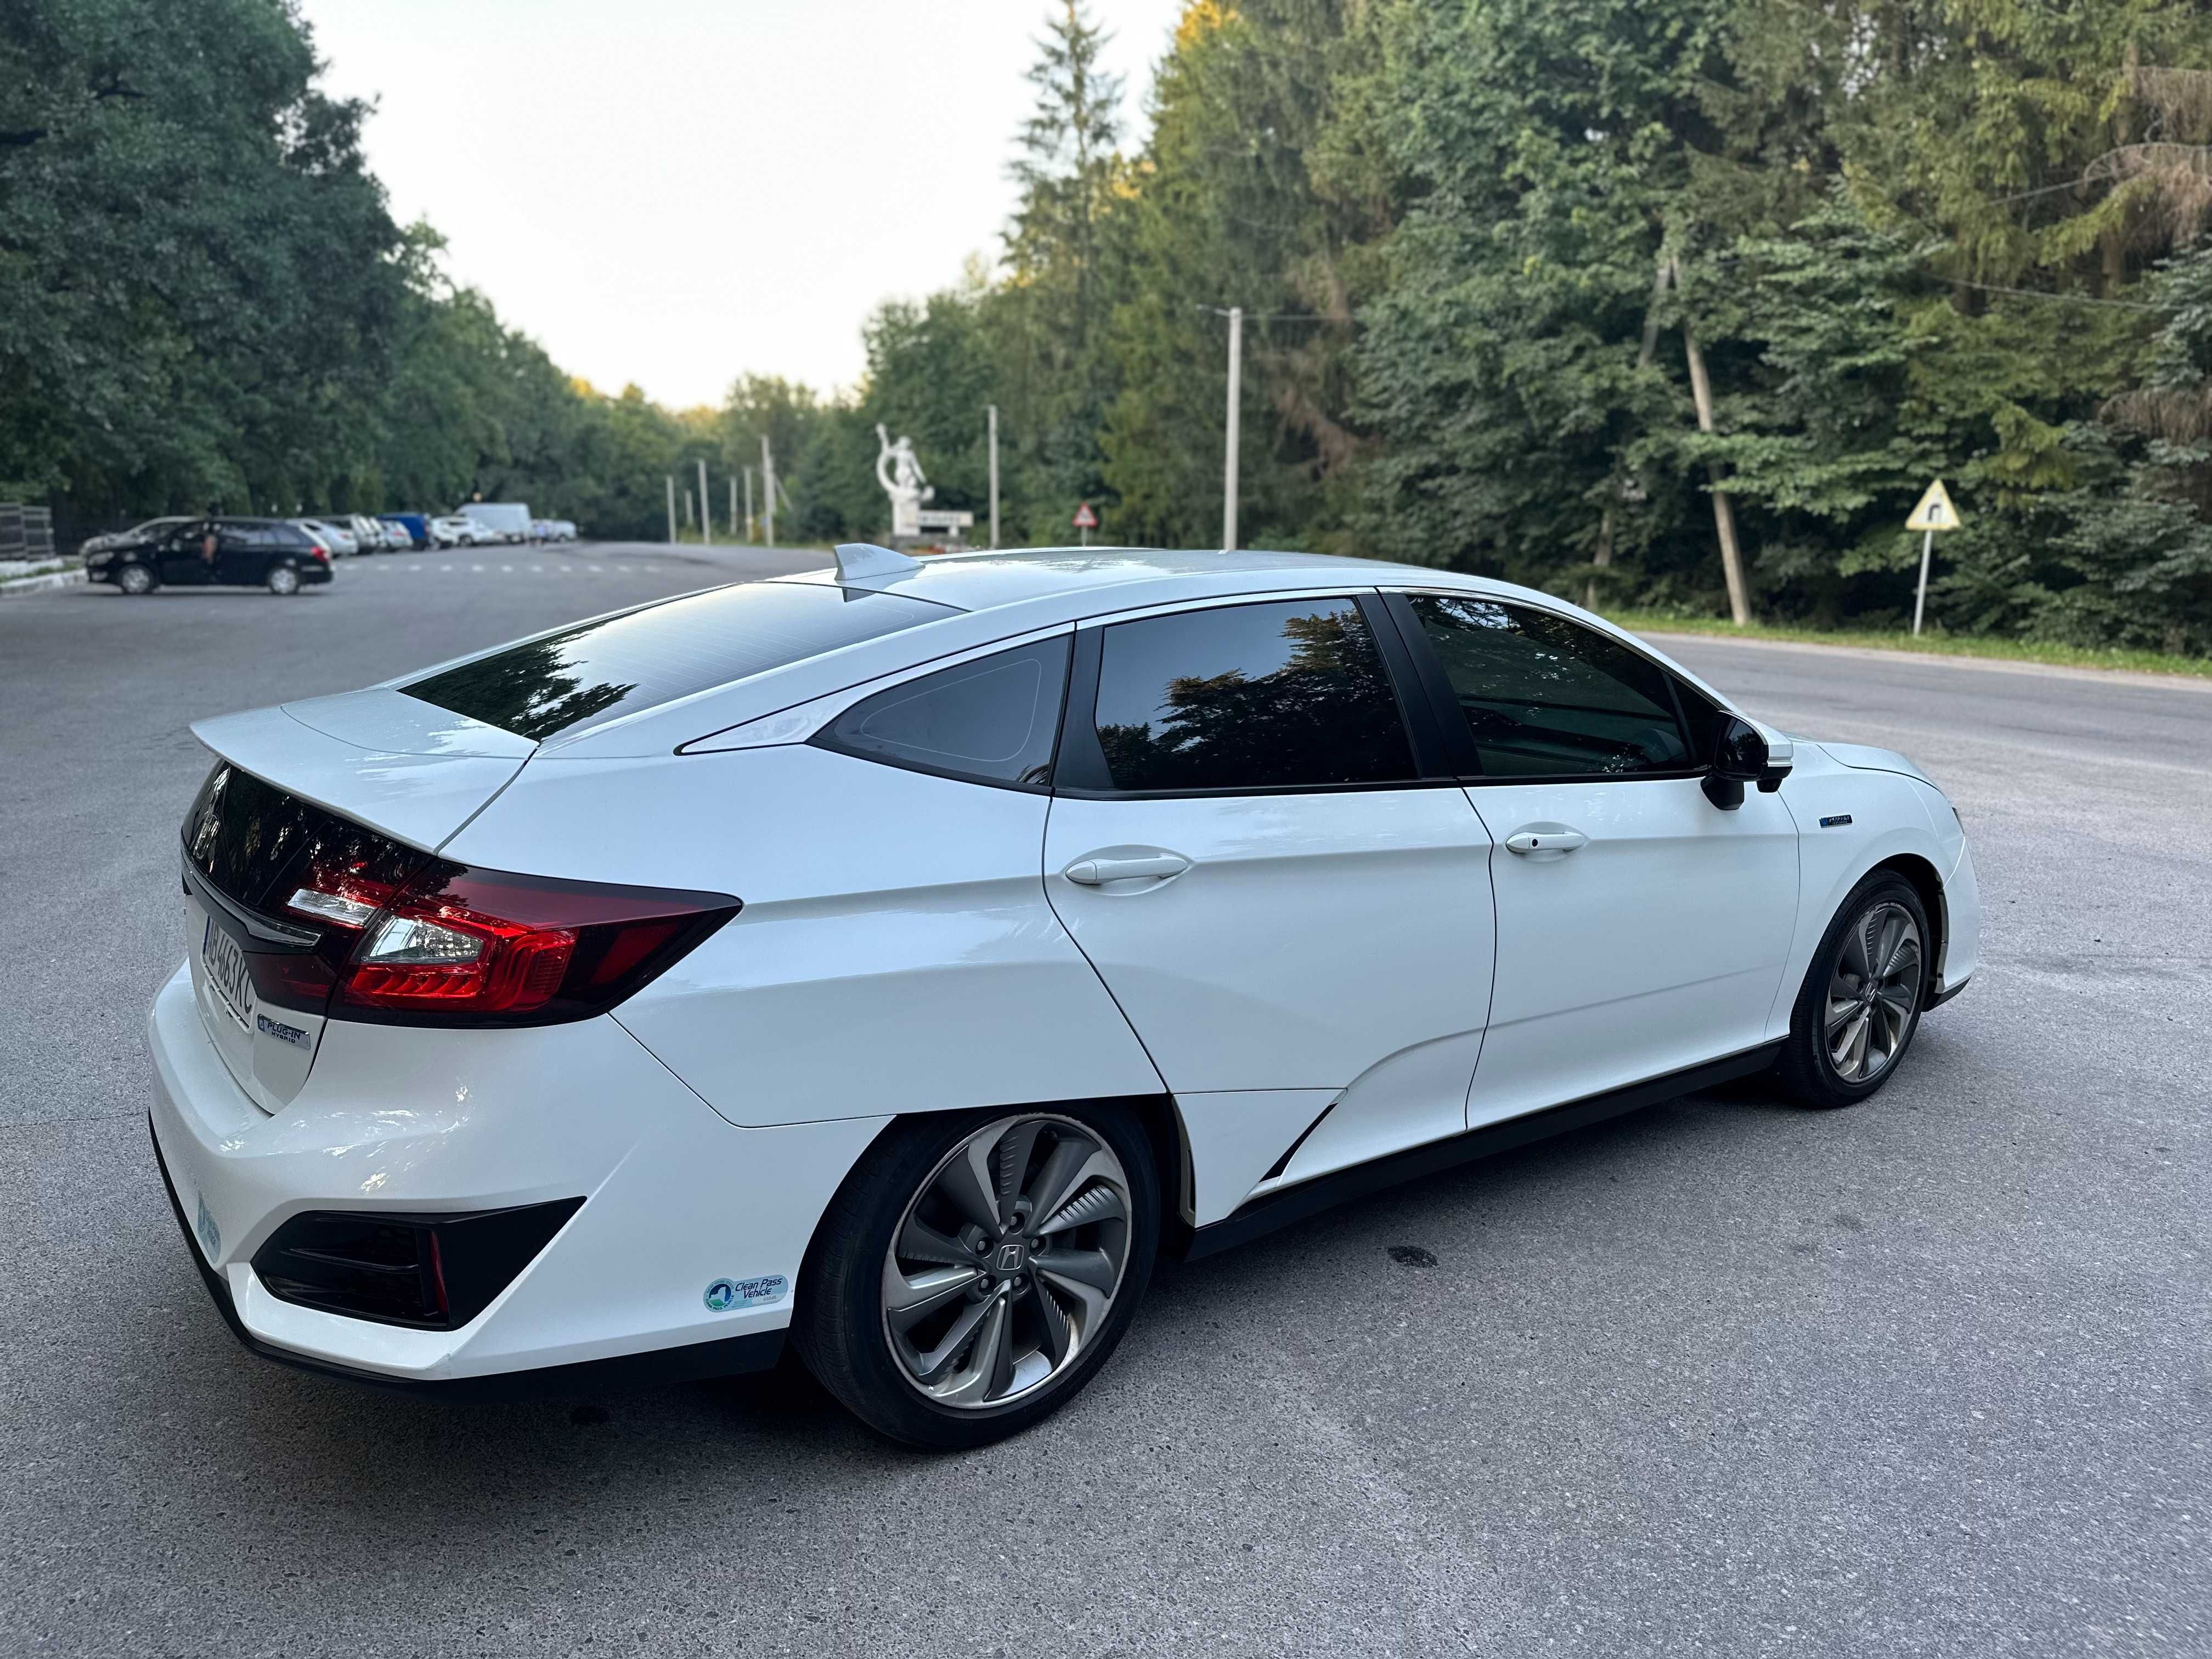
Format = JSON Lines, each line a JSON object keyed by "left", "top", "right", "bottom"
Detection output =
{"left": 199, "top": 510, "right": 220, "bottom": 572}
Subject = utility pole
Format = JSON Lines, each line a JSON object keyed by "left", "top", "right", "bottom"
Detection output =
{"left": 1672, "top": 258, "right": 1752, "bottom": 627}
{"left": 988, "top": 404, "right": 1000, "bottom": 550}
{"left": 1222, "top": 305, "right": 1243, "bottom": 551}
{"left": 664, "top": 475, "right": 676, "bottom": 544}
{"left": 760, "top": 435, "right": 776, "bottom": 546}
{"left": 683, "top": 488, "right": 693, "bottom": 529}
{"left": 744, "top": 467, "right": 755, "bottom": 543}
{"left": 696, "top": 458, "right": 712, "bottom": 547}
{"left": 729, "top": 475, "right": 737, "bottom": 543}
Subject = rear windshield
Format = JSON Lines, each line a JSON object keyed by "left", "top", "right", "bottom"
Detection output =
{"left": 400, "top": 580, "right": 957, "bottom": 742}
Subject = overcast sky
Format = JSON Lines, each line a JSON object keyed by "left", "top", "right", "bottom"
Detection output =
{"left": 299, "top": 1, "right": 1190, "bottom": 408}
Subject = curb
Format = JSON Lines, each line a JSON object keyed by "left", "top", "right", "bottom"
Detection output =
{"left": 0, "top": 568, "right": 86, "bottom": 598}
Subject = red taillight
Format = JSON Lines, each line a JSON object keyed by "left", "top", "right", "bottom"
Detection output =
{"left": 310, "top": 545, "right": 330, "bottom": 562}
{"left": 319, "top": 862, "right": 738, "bottom": 1025}
{"left": 342, "top": 897, "right": 575, "bottom": 1013}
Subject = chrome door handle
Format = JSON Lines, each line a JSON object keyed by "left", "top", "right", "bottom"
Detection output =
{"left": 1503, "top": 826, "right": 1588, "bottom": 858}
{"left": 1063, "top": 852, "right": 1192, "bottom": 885}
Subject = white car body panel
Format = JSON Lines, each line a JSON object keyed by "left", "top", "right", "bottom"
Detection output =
{"left": 444, "top": 743, "right": 1165, "bottom": 1129}
{"left": 1464, "top": 776, "right": 1800, "bottom": 1124}
{"left": 1174, "top": 1088, "right": 1338, "bottom": 1225}
{"left": 1042, "top": 787, "right": 1495, "bottom": 1095}
{"left": 150, "top": 545, "right": 1983, "bottom": 1390}
{"left": 188, "top": 703, "right": 525, "bottom": 853}
{"left": 149, "top": 963, "right": 886, "bottom": 1378}
{"left": 1768, "top": 744, "right": 1973, "bottom": 1005}
{"left": 1042, "top": 786, "right": 1495, "bottom": 1194}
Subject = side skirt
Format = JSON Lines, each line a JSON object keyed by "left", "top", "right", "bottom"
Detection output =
{"left": 1182, "top": 1042, "right": 1784, "bottom": 1262}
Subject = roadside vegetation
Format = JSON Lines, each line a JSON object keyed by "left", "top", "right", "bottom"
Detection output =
{"left": 5, "top": 1, "right": 2211, "bottom": 659}
{"left": 1603, "top": 611, "right": 2212, "bottom": 680}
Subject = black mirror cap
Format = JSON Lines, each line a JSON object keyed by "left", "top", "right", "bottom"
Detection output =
{"left": 1702, "top": 716, "right": 1779, "bottom": 810}
{"left": 1713, "top": 716, "right": 1769, "bottom": 781}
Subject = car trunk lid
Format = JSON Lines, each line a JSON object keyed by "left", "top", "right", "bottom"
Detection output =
{"left": 182, "top": 695, "right": 532, "bottom": 1111}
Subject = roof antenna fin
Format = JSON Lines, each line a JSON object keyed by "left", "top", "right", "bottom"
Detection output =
{"left": 833, "top": 542, "right": 923, "bottom": 586}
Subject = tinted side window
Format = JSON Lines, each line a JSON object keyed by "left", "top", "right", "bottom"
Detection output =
{"left": 1405, "top": 596, "right": 1690, "bottom": 777}
{"left": 815, "top": 635, "right": 1070, "bottom": 789}
{"left": 1090, "top": 598, "right": 1415, "bottom": 792}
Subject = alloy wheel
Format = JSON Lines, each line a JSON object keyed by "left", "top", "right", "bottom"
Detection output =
{"left": 881, "top": 1114, "right": 1132, "bottom": 1411}
{"left": 1825, "top": 900, "right": 1921, "bottom": 1083}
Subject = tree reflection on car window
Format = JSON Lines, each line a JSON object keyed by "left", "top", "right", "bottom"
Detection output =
{"left": 403, "top": 581, "right": 957, "bottom": 742}
{"left": 1407, "top": 596, "right": 1690, "bottom": 777}
{"left": 1093, "top": 600, "right": 1414, "bottom": 791}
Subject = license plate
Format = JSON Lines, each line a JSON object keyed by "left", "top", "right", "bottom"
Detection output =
{"left": 199, "top": 912, "right": 256, "bottom": 1034}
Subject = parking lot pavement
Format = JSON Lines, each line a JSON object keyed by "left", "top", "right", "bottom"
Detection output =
{"left": 2, "top": 571, "right": 2207, "bottom": 1658}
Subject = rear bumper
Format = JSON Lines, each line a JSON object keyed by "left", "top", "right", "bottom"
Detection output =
{"left": 149, "top": 1119, "right": 785, "bottom": 1399}
{"left": 146, "top": 962, "right": 887, "bottom": 1390}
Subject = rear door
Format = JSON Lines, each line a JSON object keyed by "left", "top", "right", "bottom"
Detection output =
{"left": 215, "top": 523, "right": 267, "bottom": 585}
{"left": 1043, "top": 594, "right": 1496, "bottom": 1216}
{"left": 1386, "top": 592, "right": 1799, "bottom": 1126}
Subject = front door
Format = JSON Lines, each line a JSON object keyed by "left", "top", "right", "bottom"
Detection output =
{"left": 1044, "top": 595, "right": 1496, "bottom": 1221}
{"left": 1389, "top": 592, "right": 1799, "bottom": 1126}
{"left": 157, "top": 522, "right": 217, "bottom": 585}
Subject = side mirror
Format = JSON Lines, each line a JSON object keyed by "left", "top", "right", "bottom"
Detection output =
{"left": 1702, "top": 716, "right": 1777, "bottom": 810}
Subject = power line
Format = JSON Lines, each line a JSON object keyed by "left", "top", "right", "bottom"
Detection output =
{"left": 1940, "top": 274, "right": 2157, "bottom": 311}
{"left": 1990, "top": 176, "right": 2097, "bottom": 205}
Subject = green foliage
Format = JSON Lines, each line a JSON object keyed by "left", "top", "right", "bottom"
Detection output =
{"left": 1, "top": 0, "right": 713, "bottom": 543}
{"left": 13, "top": 0, "right": 2212, "bottom": 657}
{"left": 0, "top": 0, "right": 404, "bottom": 517}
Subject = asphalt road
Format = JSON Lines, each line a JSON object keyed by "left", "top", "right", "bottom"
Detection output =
{"left": 2, "top": 549, "right": 2206, "bottom": 1658}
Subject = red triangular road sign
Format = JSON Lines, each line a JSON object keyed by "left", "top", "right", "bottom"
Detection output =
{"left": 1072, "top": 501, "right": 1098, "bottom": 530}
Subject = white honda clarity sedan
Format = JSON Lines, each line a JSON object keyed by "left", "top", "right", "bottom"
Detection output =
{"left": 149, "top": 544, "right": 1979, "bottom": 1447}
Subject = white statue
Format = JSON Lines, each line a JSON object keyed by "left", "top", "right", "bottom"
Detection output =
{"left": 875, "top": 424, "right": 934, "bottom": 539}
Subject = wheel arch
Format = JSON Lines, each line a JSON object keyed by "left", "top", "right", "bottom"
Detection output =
{"left": 802, "top": 1091, "right": 1191, "bottom": 1283}
{"left": 1869, "top": 852, "right": 1945, "bottom": 995}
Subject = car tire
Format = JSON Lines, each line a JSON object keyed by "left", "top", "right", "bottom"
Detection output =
{"left": 1774, "top": 871, "right": 1932, "bottom": 1109}
{"left": 792, "top": 1103, "right": 1159, "bottom": 1450}
{"left": 266, "top": 563, "right": 301, "bottom": 596}
{"left": 116, "top": 563, "right": 156, "bottom": 596}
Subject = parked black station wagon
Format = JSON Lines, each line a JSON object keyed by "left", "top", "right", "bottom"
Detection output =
{"left": 89, "top": 518, "right": 334, "bottom": 596}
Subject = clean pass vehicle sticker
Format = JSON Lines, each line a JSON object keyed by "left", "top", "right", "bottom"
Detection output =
{"left": 703, "top": 1274, "right": 788, "bottom": 1313}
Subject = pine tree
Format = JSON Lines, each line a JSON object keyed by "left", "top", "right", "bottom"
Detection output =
{"left": 996, "top": 1, "right": 1130, "bottom": 536}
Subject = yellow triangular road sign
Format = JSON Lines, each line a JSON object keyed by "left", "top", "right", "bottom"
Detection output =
{"left": 1906, "top": 479, "right": 1962, "bottom": 533}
